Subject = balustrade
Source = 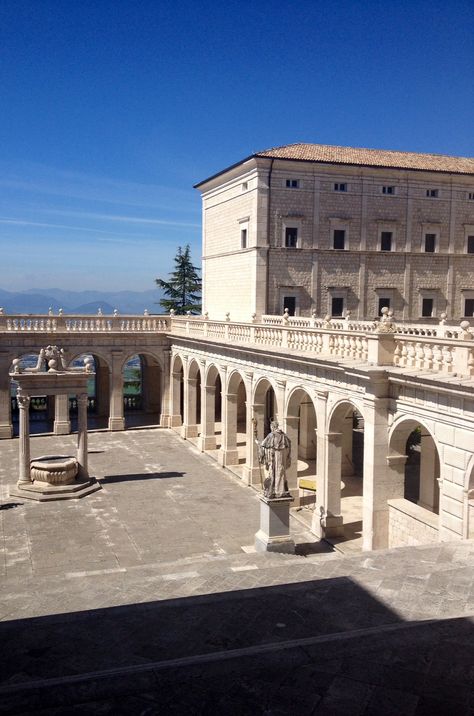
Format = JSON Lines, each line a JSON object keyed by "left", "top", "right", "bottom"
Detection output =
{"left": 1, "top": 313, "right": 169, "bottom": 333}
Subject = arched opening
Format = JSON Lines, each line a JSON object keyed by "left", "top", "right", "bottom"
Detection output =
{"left": 69, "top": 353, "right": 110, "bottom": 431}
{"left": 387, "top": 418, "right": 441, "bottom": 548}
{"left": 326, "top": 401, "right": 365, "bottom": 549}
{"left": 184, "top": 359, "right": 202, "bottom": 440}
{"left": 10, "top": 354, "right": 54, "bottom": 435}
{"left": 123, "top": 353, "right": 162, "bottom": 428}
{"left": 199, "top": 364, "right": 221, "bottom": 453}
{"left": 253, "top": 378, "right": 278, "bottom": 438}
{"left": 218, "top": 370, "right": 247, "bottom": 471}
{"left": 286, "top": 388, "right": 317, "bottom": 510}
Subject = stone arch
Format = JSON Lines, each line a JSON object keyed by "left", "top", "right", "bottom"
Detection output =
{"left": 253, "top": 377, "right": 278, "bottom": 437}
{"left": 388, "top": 416, "right": 441, "bottom": 516}
{"left": 325, "top": 398, "right": 366, "bottom": 547}
{"left": 285, "top": 386, "right": 318, "bottom": 504}
{"left": 68, "top": 351, "right": 111, "bottom": 426}
{"left": 218, "top": 369, "right": 247, "bottom": 469}
{"left": 121, "top": 351, "right": 163, "bottom": 428}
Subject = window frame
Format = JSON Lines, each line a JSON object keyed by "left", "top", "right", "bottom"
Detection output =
{"left": 285, "top": 178, "right": 299, "bottom": 189}
{"left": 334, "top": 182, "right": 347, "bottom": 192}
{"left": 426, "top": 189, "right": 439, "bottom": 198}
{"left": 378, "top": 224, "right": 397, "bottom": 252}
{"left": 382, "top": 185, "right": 395, "bottom": 195}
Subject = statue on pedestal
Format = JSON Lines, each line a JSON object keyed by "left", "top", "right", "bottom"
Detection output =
{"left": 259, "top": 420, "right": 292, "bottom": 499}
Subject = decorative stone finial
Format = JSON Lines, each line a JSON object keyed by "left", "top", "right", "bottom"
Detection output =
{"left": 0, "top": 307, "right": 4, "bottom": 315}
{"left": 377, "top": 306, "right": 396, "bottom": 333}
{"left": 439, "top": 312, "right": 447, "bottom": 325}
{"left": 204, "top": 311, "right": 209, "bottom": 320}
{"left": 251, "top": 312, "right": 257, "bottom": 323}
{"left": 58, "top": 308, "right": 63, "bottom": 316}
{"left": 460, "top": 320, "right": 472, "bottom": 340}
{"left": 311, "top": 309, "right": 317, "bottom": 319}
{"left": 144, "top": 308, "right": 149, "bottom": 316}
{"left": 97, "top": 308, "right": 103, "bottom": 316}
{"left": 323, "top": 314, "right": 332, "bottom": 328}
{"left": 113, "top": 308, "right": 118, "bottom": 317}
{"left": 225, "top": 312, "right": 230, "bottom": 321}
{"left": 170, "top": 309, "right": 176, "bottom": 316}
{"left": 48, "top": 307, "right": 53, "bottom": 316}
{"left": 283, "top": 308, "right": 289, "bottom": 323}
{"left": 186, "top": 310, "right": 192, "bottom": 316}
{"left": 345, "top": 310, "right": 351, "bottom": 320}
{"left": 84, "top": 356, "right": 94, "bottom": 373}
{"left": 11, "top": 358, "right": 21, "bottom": 374}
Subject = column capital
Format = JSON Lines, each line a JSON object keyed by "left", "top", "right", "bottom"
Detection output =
{"left": 276, "top": 379, "right": 286, "bottom": 390}
{"left": 386, "top": 454, "right": 407, "bottom": 466}
{"left": 17, "top": 393, "right": 30, "bottom": 409}
{"left": 315, "top": 390, "right": 328, "bottom": 401}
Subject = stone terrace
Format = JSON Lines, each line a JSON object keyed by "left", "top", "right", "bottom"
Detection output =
{"left": 1, "top": 429, "right": 474, "bottom": 714}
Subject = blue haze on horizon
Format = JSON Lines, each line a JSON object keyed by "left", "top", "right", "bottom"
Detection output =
{"left": 0, "top": 0, "right": 472, "bottom": 292}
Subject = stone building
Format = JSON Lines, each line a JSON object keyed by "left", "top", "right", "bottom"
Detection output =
{"left": 195, "top": 143, "right": 474, "bottom": 322}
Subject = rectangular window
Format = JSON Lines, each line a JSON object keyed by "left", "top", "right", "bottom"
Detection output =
{"left": 283, "top": 297, "right": 296, "bottom": 316}
{"left": 424, "top": 233, "right": 436, "bottom": 253}
{"left": 465, "top": 299, "right": 474, "bottom": 317}
{"left": 241, "top": 182, "right": 248, "bottom": 191}
{"left": 285, "top": 227, "right": 298, "bottom": 248}
{"left": 382, "top": 186, "right": 395, "bottom": 195}
{"left": 467, "top": 236, "right": 474, "bottom": 254}
{"left": 333, "top": 229, "right": 346, "bottom": 250}
{"left": 380, "top": 231, "right": 393, "bottom": 251}
{"left": 241, "top": 228, "right": 247, "bottom": 249}
{"left": 378, "top": 297, "right": 391, "bottom": 315}
{"left": 426, "top": 189, "right": 439, "bottom": 198}
{"left": 331, "top": 297, "right": 344, "bottom": 316}
{"left": 334, "top": 183, "right": 347, "bottom": 192}
{"left": 285, "top": 179, "right": 299, "bottom": 188}
{"left": 422, "top": 298, "right": 434, "bottom": 317}
{"left": 468, "top": 192, "right": 474, "bottom": 200}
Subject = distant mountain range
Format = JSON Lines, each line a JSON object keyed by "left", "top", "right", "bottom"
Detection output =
{"left": 0, "top": 288, "right": 165, "bottom": 315}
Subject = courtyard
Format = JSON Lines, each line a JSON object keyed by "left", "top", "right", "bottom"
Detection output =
{"left": 1, "top": 428, "right": 474, "bottom": 714}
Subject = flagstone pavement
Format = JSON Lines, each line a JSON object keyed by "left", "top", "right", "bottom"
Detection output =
{"left": 1, "top": 428, "right": 474, "bottom": 715}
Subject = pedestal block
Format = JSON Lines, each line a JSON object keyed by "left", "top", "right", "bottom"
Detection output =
{"left": 255, "top": 495, "right": 295, "bottom": 554}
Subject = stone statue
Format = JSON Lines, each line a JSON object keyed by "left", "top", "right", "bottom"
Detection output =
{"left": 259, "top": 420, "right": 292, "bottom": 499}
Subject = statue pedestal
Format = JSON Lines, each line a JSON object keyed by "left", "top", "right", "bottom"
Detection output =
{"left": 255, "top": 495, "right": 295, "bottom": 554}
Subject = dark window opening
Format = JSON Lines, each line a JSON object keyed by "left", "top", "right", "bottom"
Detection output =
{"left": 426, "top": 189, "right": 438, "bottom": 198}
{"left": 331, "top": 297, "right": 344, "bottom": 316}
{"left": 241, "top": 228, "right": 247, "bottom": 249}
{"left": 286, "top": 179, "right": 299, "bottom": 188}
{"left": 333, "top": 229, "right": 345, "bottom": 250}
{"left": 283, "top": 297, "right": 296, "bottom": 316}
{"left": 380, "top": 231, "right": 393, "bottom": 251}
{"left": 424, "top": 234, "right": 436, "bottom": 253}
{"left": 422, "top": 298, "right": 434, "bottom": 317}
{"left": 467, "top": 236, "right": 474, "bottom": 254}
{"left": 285, "top": 227, "right": 298, "bottom": 248}
{"left": 382, "top": 186, "right": 395, "bottom": 195}
{"left": 334, "top": 183, "right": 347, "bottom": 192}
{"left": 465, "top": 299, "right": 474, "bottom": 317}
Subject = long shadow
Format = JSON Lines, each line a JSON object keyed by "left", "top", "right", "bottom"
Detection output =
{"left": 0, "top": 502, "right": 23, "bottom": 511}
{"left": 99, "top": 471, "right": 186, "bottom": 485}
{"left": 0, "top": 575, "right": 472, "bottom": 714}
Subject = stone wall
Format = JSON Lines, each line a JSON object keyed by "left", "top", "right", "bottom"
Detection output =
{"left": 388, "top": 498, "right": 439, "bottom": 547}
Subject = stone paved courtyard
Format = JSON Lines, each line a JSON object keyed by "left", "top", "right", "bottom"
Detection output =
{"left": 1, "top": 428, "right": 474, "bottom": 714}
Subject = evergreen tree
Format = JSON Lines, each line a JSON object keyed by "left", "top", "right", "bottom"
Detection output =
{"left": 155, "top": 245, "right": 202, "bottom": 314}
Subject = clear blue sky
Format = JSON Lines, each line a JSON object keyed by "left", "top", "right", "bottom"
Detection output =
{"left": 1, "top": 0, "right": 473, "bottom": 292}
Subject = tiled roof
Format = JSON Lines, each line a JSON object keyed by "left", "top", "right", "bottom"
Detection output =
{"left": 254, "top": 143, "right": 474, "bottom": 175}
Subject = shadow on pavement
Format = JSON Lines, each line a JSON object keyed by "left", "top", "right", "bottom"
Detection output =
{"left": 99, "top": 471, "right": 186, "bottom": 484}
{"left": 0, "top": 574, "right": 472, "bottom": 714}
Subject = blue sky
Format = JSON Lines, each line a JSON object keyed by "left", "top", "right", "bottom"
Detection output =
{"left": 0, "top": 0, "right": 473, "bottom": 292}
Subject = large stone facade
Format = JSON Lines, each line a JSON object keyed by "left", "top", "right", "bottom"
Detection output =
{"left": 196, "top": 143, "right": 474, "bottom": 322}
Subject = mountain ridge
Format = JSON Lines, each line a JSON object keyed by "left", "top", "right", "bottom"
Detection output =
{"left": 0, "top": 288, "right": 164, "bottom": 315}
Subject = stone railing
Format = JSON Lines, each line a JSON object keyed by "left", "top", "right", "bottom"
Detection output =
{"left": 0, "top": 312, "right": 169, "bottom": 333}
{"left": 170, "top": 315, "right": 474, "bottom": 377}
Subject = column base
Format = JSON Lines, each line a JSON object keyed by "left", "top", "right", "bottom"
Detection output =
{"left": 169, "top": 415, "right": 183, "bottom": 428}
{"left": 242, "top": 464, "right": 264, "bottom": 486}
{"left": 0, "top": 423, "right": 13, "bottom": 439}
{"left": 108, "top": 417, "right": 125, "bottom": 431}
{"left": 312, "top": 510, "right": 344, "bottom": 538}
{"left": 217, "top": 448, "right": 239, "bottom": 466}
{"left": 198, "top": 435, "right": 216, "bottom": 451}
{"left": 159, "top": 413, "right": 171, "bottom": 428}
{"left": 183, "top": 425, "right": 199, "bottom": 439}
{"left": 255, "top": 496, "right": 295, "bottom": 554}
{"left": 54, "top": 420, "right": 71, "bottom": 435}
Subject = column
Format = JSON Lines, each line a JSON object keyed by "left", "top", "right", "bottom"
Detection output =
{"left": 0, "top": 352, "right": 13, "bottom": 438}
{"left": 17, "top": 393, "right": 31, "bottom": 486}
{"left": 312, "top": 391, "right": 330, "bottom": 537}
{"left": 298, "top": 401, "right": 316, "bottom": 460}
{"left": 108, "top": 350, "right": 125, "bottom": 431}
{"left": 284, "top": 415, "right": 299, "bottom": 501}
{"left": 418, "top": 433, "right": 439, "bottom": 512}
{"left": 340, "top": 414, "right": 354, "bottom": 476}
{"left": 218, "top": 392, "right": 239, "bottom": 466}
{"left": 198, "top": 384, "right": 217, "bottom": 451}
{"left": 183, "top": 377, "right": 199, "bottom": 438}
{"left": 159, "top": 349, "right": 172, "bottom": 427}
{"left": 362, "top": 389, "right": 391, "bottom": 550}
{"left": 77, "top": 393, "right": 89, "bottom": 479}
{"left": 274, "top": 379, "right": 286, "bottom": 425}
{"left": 54, "top": 394, "right": 71, "bottom": 435}
{"left": 243, "top": 400, "right": 264, "bottom": 487}
{"left": 169, "top": 369, "right": 183, "bottom": 428}
{"left": 386, "top": 455, "right": 408, "bottom": 547}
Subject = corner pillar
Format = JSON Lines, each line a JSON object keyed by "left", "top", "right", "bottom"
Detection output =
{"left": 54, "top": 394, "right": 71, "bottom": 435}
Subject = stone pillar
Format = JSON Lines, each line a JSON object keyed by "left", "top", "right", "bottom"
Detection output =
{"left": 274, "top": 379, "right": 286, "bottom": 425}
{"left": 159, "top": 349, "right": 172, "bottom": 427}
{"left": 312, "top": 391, "right": 329, "bottom": 537}
{"left": 54, "top": 394, "right": 71, "bottom": 435}
{"left": 418, "top": 433, "right": 439, "bottom": 512}
{"left": 108, "top": 350, "right": 125, "bottom": 431}
{"left": 314, "top": 431, "right": 344, "bottom": 538}
{"left": 142, "top": 364, "right": 161, "bottom": 414}
{"left": 340, "top": 414, "right": 354, "bottom": 476}
{"left": 0, "top": 352, "right": 13, "bottom": 439}
{"left": 284, "top": 415, "right": 299, "bottom": 500}
{"left": 218, "top": 392, "right": 239, "bottom": 466}
{"left": 169, "top": 369, "right": 183, "bottom": 428}
{"left": 183, "top": 377, "right": 199, "bottom": 438}
{"left": 243, "top": 400, "right": 264, "bottom": 487}
{"left": 362, "top": 390, "right": 392, "bottom": 551}
{"left": 77, "top": 393, "right": 89, "bottom": 479}
{"left": 386, "top": 455, "right": 408, "bottom": 547}
{"left": 198, "top": 384, "right": 217, "bottom": 451}
{"left": 17, "top": 393, "right": 31, "bottom": 486}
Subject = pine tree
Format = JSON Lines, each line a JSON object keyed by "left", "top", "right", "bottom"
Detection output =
{"left": 155, "top": 245, "right": 202, "bottom": 314}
